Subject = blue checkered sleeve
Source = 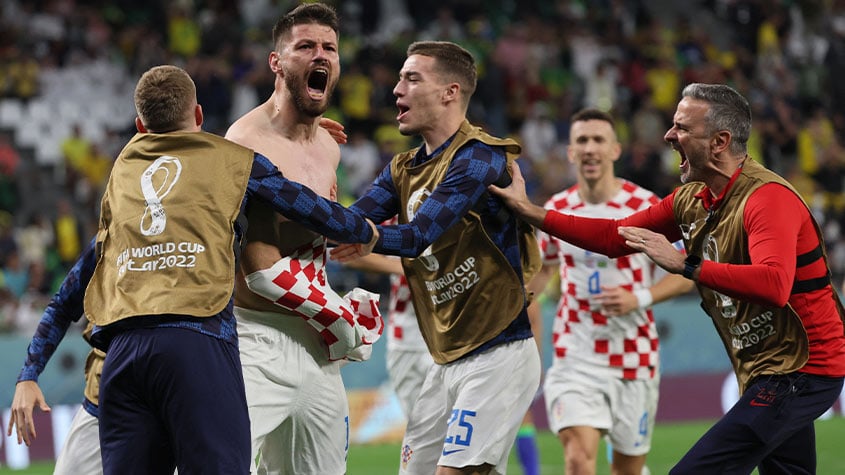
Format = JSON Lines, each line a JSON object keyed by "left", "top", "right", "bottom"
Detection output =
{"left": 353, "top": 141, "right": 521, "bottom": 269}
{"left": 17, "top": 237, "right": 96, "bottom": 382}
{"left": 246, "top": 153, "right": 373, "bottom": 244}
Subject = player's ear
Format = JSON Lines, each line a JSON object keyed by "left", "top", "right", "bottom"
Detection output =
{"left": 442, "top": 83, "right": 459, "bottom": 104}
{"left": 195, "top": 104, "right": 204, "bottom": 127}
{"left": 269, "top": 51, "right": 282, "bottom": 74}
{"left": 135, "top": 117, "right": 147, "bottom": 133}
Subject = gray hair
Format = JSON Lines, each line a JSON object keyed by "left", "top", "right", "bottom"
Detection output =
{"left": 681, "top": 83, "right": 751, "bottom": 155}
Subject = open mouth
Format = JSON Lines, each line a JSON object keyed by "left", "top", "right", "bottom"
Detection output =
{"left": 307, "top": 68, "right": 328, "bottom": 99}
{"left": 671, "top": 142, "right": 688, "bottom": 169}
{"left": 396, "top": 103, "right": 409, "bottom": 121}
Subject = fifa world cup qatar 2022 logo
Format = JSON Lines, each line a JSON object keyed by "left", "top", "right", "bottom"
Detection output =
{"left": 406, "top": 187, "right": 439, "bottom": 272}
{"left": 139, "top": 156, "right": 183, "bottom": 236}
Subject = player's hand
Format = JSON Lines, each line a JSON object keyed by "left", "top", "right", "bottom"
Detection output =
{"left": 488, "top": 162, "right": 546, "bottom": 227}
{"left": 331, "top": 219, "right": 379, "bottom": 262}
{"left": 319, "top": 117, "right": 347, "bottom": 144}
{"left": 618, "top": 226, "right": 686, "bottom": 275}
{"left": 594, "top": 285, "right": 638, "bottom": 317}
{"left": 8, "top": 380, "right": 51, "bottom": 446}
{"left": 488, "top": 161, "right": 529, "bottom": 209}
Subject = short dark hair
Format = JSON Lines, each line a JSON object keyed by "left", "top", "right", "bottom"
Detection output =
{"left": 272, "top": 3, "right": 339, "bottom": 50}
{"left": 571, "top": 108, "right": 615, "bottom": 128}
{"left": 407, "top": 41, "right": 477, "bottom": 100}
{"left": 681, "top": 83, "right": 751, "bottom": 155}
{"left": 134, "top": 65, "right": 195, "bottom": 133}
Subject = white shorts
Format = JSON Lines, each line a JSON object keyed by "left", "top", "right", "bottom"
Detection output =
{"left": 236, "top": 307, "right": 348, "bottom": 475}
{"left": 387, "top": 348, "right": 435, "bottom": 418}
{"left": 54, "top": 406, "right": 102, "bottom": 475}
{"left": 543, "top": 360, "right": 659, "bottom": 456}
{"left": 400, "top": 338, "right": 541, "bottom": 474}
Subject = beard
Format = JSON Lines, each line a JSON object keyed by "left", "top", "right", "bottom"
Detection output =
{"left": 283, "top": 70, "right": 334, "bottom": 118}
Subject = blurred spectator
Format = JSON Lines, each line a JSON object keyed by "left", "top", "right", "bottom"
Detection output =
{"left": 0, "top": 132, "right": 20, "bottom": 213}
{"left": 167, "top": 3, "right": 201, "bottom": 59}
{"left": 825, "top": 13, "right": 845, "bottom": 134}
{"left": 644, "top": 56, "right": 681, "bottom": 117}
{"left": 54, "top": 199, "right": 81, "bottom": 271}
{"left": 0, "top": 211, "right": 17, "bottom": 264}
{"left": 4, "top": 46, "right": 40, "bottom": 99}
{"left": 126, "top": 25, "right": 170, "bottom": 76}
{"left": 1, "top": 249, "right": 29, "bottom": 299}
{"left": 519, "top": 102, "right": 558, "bottom": 165}
{"left": 337, "top": 61, "right": 375, "bottom": 134}
{"left": 60, "top": 123, "right": 93, "bottom": 194}
{"left": 584, "top": 59, "right": 619, "bottom": 112}
{"left": 14, "top": 213, "right": 54, "bottom": 270}
{"left": 799, "top": 107, "right": 845, "bottom": 215}
{"left": 418, "top": 6, "right": 465, "bottom": 42}
{"left": 340, "top": 130, "right": 380, "bottom": 199}
{"left": 368, "top": 61, "right": 401, "bottom": 126}
{"left": 228, "top": 41, "right": 263, "bottom": 124}
{"left": 373, "top": 122, "right": 413, "bottom": 169}
{"left": 74, "top": 143, "right": 112, "bottom": 210}
{"left": 188, "top": 56, "right": 232, "bottom": 135}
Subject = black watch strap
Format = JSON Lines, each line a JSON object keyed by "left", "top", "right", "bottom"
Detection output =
{"left": 683, "top": 255, "right": 702, "bottom": 279}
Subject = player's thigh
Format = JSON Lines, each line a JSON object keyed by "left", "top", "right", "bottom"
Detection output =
{"left": 261, "top": 363, "right": 349, "bottom": 475}
{"left": 388, "top": 349, "right": 435, "bottom": 416}
{"left": 237, "top": 319, "right": 299, "bottom": 444}
{"left": 544, "top": 362, "right": 612, "bottom": 434}
{"left": 99, "top": 331, "right": 176, "bottom": 474}
{"left": 606, "top": 377, "right": 659, "bottom": 456}
{"left": 439, "top": 338, "right": 541, "bottom": 471}
{"left": 400, "top": 363, "right": 451, "bottom": 474}
{"left": 157, "top": 330, "right": 251, "bottom": 473}
{"left": 54, "top": 407, "right": 102, "bottom": 475}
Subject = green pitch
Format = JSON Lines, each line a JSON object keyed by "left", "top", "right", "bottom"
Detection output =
{"left": 3, "top": 418, "right": 844, "bottom": 474}
{"left": 347, "top": 417, "right": 845, "bottom": 474}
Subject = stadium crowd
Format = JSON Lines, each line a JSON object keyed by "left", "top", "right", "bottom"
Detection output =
{"left": 1, "top": 0, "right": 845, "bottom": 335}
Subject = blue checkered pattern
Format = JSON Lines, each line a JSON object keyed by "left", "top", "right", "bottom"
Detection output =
{"left": 247, "top": 154, "right": 373, "bottom": 245}
{"left": 352, "top": 140, "right": 523, "bottom": 270}
{"left": 351, "top": 137, "right": 532, "bottom": 353}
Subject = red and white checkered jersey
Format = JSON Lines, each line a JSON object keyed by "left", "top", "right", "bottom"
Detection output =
{"left": 380, "top": 216, "right": 427, "bottom": 352}
{"left": 244, "top": 237, "right": 383, "bottom": 361}
{"left": 386, "top": 272, "right": 428, "bottom": 351}
{"left": 540, "top": 180, "right": 661, "bottom": 380}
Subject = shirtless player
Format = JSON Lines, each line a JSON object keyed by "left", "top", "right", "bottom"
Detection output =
{"left": 225, "top": 4, "right": 381, "bottom": 474}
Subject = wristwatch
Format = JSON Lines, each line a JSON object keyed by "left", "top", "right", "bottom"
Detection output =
{"left": 683, "top": 255, "right": 702, "bottom": 279}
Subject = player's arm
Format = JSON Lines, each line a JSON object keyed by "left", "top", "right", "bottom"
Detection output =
{"left": 492, "top": 162, "right": 682, "bottom": 258}
{"left": 597, "top": 271, "right": 696, "bottom": 316}
{"left": 335, "top": 142, "right": 506, "bottom": 261}
{"left": 342, "top": 253, "right": 404, "bottom": 276}
{"left": 647, "top": 272, "right": 696, "bottom": 305}
{"left": 9, "top": 237, "right": 97, "bottom": 446}
{"left": 245, "top": 153, "right": 378, "bottom": 254}
{"left": 693, "top": 184, "right": 806, "bottom": 306}
{"left": 526, "top": 264, "right": 556, "bottom": 304}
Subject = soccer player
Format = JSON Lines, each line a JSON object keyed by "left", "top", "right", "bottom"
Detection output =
{"left": 490, "top": 83, "right": 845, "bottom": 474}
{"left": 224, "top": 4, "right": 381, "bottom": 474}
{"left": 81, "top": 64, "right": 376, "bottom": 474}
{"left": 332, "top": 41, "right": 542, "bottom": 475}
{"left": 346, "top": 246, "right": 543, "bottom": 475}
